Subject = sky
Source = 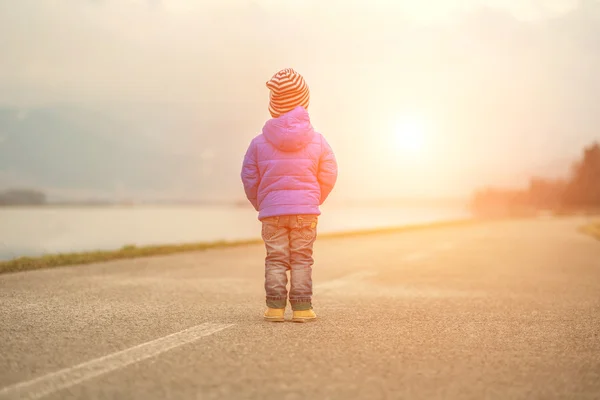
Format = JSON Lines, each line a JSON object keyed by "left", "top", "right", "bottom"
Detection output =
{"left": 0, "top": 0, "right": 599, "bottom": 202}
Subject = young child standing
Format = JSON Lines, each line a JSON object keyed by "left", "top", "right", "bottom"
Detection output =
{"left": 241, "top": 68, "right": 338, "bottom": 323}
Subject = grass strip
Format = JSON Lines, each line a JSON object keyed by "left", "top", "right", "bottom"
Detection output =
{"left": 580, "top": 222, "right": 600, "bottom": 241}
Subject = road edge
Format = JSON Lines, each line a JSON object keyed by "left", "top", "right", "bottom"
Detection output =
{"left": 579, "top": 222, "right": 600, "bottom": 241}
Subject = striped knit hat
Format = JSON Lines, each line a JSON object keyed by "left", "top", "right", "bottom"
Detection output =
{"left": 266, "top": 68, "right": 310, "bottom": 118}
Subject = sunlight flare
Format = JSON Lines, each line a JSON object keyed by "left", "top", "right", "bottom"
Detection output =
{"left": 393, "top": 117, "right": 426, "bottom": 154}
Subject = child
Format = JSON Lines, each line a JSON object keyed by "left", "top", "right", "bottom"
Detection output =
{"left": 241, "top": 68, "right": 338, "bottom": 323}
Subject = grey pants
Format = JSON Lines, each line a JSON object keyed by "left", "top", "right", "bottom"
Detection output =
{"left": 261, "top": 215, "right": 318, "bottom": 311}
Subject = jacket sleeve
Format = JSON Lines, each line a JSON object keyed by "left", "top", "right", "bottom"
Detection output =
{"left": 241, "top": 139, "right": 260, "bottom": 211}
{"left": 318, "top": 136, "right": 338, "bottom": 205}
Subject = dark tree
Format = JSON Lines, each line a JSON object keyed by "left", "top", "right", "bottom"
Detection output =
{"left": 527, "top": 177, "right": 566, "bottom": 210}
{"left": 0, "top": 189, "right": 47, "bottom": 205}
{"left": 562, "top": 142, "right": 600, "bottom": 209}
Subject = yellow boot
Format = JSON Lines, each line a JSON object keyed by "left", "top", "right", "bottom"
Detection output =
{"left": 263, "top": 308, "right": 285, "bottom": 322}
{"left": 292, "top": 309, "right": 317, "bottom": 323}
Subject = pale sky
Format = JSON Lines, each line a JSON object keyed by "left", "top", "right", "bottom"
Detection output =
{"left": 0, "top": 0, "right": 598, "bottom": 201}
{"left": 0, "top": 0, "right": 584, "bottom": 106}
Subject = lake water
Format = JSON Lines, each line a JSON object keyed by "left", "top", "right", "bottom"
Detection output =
{"left": 0, "top": 205, "right": 471, "bottom": 260}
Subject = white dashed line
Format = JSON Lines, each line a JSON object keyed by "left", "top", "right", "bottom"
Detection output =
{"left": 402, "top": 252, "right": 429, "bottom": 262}
{"left": 315, "top": 271, "right": 377, "bottom": 290}
{"left": 0, "top": 323, "right": 234, "bottom": 400}
{"left": 436, "top": 242, "right": 455, "bottom": 251}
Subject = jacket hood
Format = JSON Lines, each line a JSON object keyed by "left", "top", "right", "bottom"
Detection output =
{"left": 262, "top": 106, "right": 315, "bottom": 152}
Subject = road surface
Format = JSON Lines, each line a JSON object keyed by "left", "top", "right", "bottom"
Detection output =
{"left": 1, "top": 217, "right": 599, "bottom": 399}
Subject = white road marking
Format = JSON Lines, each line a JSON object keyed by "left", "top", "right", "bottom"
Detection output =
{"left": 436, "top": 242, "right": 455, "bottom": 251}
{"left": 316, "top": 270, "right": 482, "bottom": 299}
{"left": 0, "top": 323, "right": 234, "bottom": 400}
{"left": 402, "top": 252, "right": 429, "bottom": 262}
{"left": 402, "top": 241, "right": 457, "bottom": 261}
{"left": 315, "top": 271, "right": 377, "bottom": 291}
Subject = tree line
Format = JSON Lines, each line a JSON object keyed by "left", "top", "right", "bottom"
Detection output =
{"left": 0, "top": 189, "right": 47, "bottom": 206}
{"left": 471, "top": 142, "right": 600, "bottom": 217}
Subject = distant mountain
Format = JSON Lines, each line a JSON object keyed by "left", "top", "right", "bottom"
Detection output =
{"left": 0, "top": 104, "right": 262, "bottom": 202}
{"left": 0, "top": 107, "right": 165, "bottom": 196}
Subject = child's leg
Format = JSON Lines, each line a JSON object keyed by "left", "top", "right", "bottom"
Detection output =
{"left": 288, "top": 215, "right": 318, "bottom": 311}
{"left": 262, "top": 216, "right": 290, "bottom": 309}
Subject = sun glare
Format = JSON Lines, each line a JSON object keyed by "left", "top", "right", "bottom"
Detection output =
{"left": 394, "top": 118, "right": 426, "bottom": 154}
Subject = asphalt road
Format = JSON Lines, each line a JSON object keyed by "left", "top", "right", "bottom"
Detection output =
{"left": 1, "top": 217, "right": 599, "bottom": 400}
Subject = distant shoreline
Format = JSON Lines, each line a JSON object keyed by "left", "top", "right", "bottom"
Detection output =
{"left": 0, "top": 203, "right": 247, "bottom": 208}
{"left": 0, "top": 198, "right": 468, "bottom": 209}
{"left": 0, "top": 218, "right": 478, "bottom": 275}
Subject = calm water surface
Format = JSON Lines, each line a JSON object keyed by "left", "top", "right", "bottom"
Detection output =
{"left": 0, "top": 205, "right": 471, "bottom": 260}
